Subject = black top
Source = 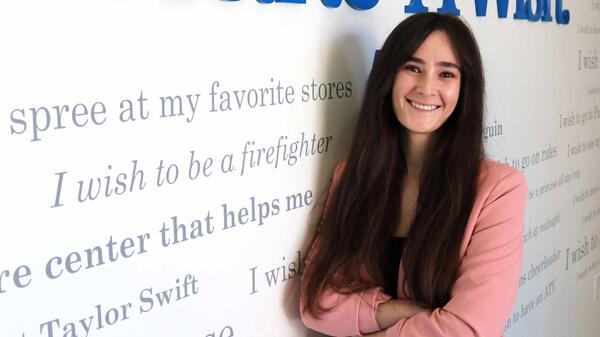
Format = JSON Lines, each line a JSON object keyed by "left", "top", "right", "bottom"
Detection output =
{"left": 383, "top": 236, "right": 405, "bottom": 298}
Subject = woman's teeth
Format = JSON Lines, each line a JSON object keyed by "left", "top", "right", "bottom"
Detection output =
{"left": 409, "top": 100, "right": 439, "bottom": 111}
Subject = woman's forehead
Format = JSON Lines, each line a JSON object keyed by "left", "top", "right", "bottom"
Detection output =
{"left": 410, "top": 31, "right": 461, "bottom": 67}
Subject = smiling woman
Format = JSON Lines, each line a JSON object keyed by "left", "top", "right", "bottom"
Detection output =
{"left": 392, "top": 30, "right": 461, "bottom": 139}
{"left": 299, "top": 12, "right": 527, "bottom": 337}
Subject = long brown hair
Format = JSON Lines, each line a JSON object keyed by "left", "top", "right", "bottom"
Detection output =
{"left": 302, "top": 12, "right": 485, "bottom": 316}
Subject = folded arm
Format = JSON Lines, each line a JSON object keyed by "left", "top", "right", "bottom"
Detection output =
{"left": 299, "top": 162, "right": 392, "bottom": 336}
{"left": 381, "top": 171, "right": 527, "bottom": 337}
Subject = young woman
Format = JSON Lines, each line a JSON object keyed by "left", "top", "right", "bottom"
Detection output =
{"left": 299, "top": 13, "right": 527, "bottom": 337}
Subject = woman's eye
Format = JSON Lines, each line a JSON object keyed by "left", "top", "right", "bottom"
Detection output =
{"left": 405, "top": 65, "right": 420, "bottom": 73}
{"left": 440, "top": 71, "right": 455, "bottom": 78}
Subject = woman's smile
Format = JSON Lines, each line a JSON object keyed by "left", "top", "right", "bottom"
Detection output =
{"left": 406, "top": 99, "right": 441, "bottom": 111}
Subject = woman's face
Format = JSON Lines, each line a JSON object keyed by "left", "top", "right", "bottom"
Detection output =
{"left": 392, "top": 30, "right": 461, "bottom": 140}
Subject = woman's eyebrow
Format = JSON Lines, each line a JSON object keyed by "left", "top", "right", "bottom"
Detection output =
{"left": 409, "top": 57, "right": 461, "bottom": 70}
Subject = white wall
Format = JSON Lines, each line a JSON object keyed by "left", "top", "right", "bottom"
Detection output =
{"left": 0, "top": 1, "right": 598, "bottom": 337}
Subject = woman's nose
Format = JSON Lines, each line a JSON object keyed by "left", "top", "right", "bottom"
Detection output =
{"left": 416, "top": 73, "right": 436, "bottom": 96}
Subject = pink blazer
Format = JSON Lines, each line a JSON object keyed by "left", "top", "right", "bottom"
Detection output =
{"left": 300, "top": 158, "right": 527, "bottom": 337}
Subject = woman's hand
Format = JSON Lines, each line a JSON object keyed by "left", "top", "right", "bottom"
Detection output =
{"left": 376, "top": 299, "right": 432, "bottom": 330}
{"left": 352, "top": 300, "right": 431, "bottom": 337}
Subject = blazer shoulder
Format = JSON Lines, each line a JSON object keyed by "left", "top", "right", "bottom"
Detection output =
{"left": 478, "top": 158, "right": 528, "bottom": 207}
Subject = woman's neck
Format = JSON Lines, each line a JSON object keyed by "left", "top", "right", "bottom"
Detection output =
{"left": 404, "top": 133, "right": 432, "bottom": 178}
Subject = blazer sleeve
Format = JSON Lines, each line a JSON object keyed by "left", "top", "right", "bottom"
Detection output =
{"left": 300, "top": 162, "right": 393, "bottom": 337}
{"left": 383, "top": 170, "right": 527, "bottom": 337}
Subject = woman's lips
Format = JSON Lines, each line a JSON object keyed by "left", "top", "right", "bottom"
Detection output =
{"left": 407, "top": 99, "right": 440, "bottom": 111}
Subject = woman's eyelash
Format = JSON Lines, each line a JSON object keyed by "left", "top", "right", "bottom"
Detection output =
{"left": 404, "top": 65, "right": 457, "bottom": 78}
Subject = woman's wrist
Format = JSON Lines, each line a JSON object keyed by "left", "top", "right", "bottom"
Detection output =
{"left": 376, "top": 299, "right": 403, "bottom": 330}
{"left": 376, "top": 299, "right": 430, "bottom": 330}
